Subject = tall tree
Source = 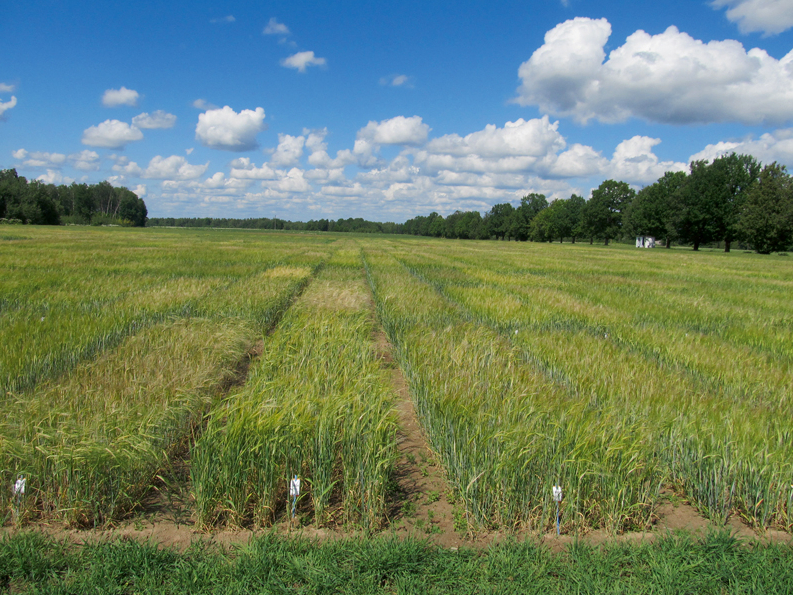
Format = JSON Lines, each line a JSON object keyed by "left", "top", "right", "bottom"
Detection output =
{"left": 485, "top": 203, "right": 514, "bottom": 240}
{"left": 530, "top": 198, "right": 570, "bottom": 242}
{"left": 673, "top": 160, "right": 723, "bottom": 251}
{"left": 623, "top": 171, "right": 686, "bottom": 248}
{"left": 712, "top": 153, "right": 760, "bottom": 252}
{"left": 580, "top": 180, "right": 635, "bottom": 245}
{"left": 566, "top": 194, "right": 585, "bottom": 243}
{"left": 737, "top": 162, "right": 793, "bottom": 254}
{"left": 510, "top": 193, "right": 548, "bottom": 241}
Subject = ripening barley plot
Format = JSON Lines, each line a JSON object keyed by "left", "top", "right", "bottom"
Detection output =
{"left": 0, "top": 227, "right": 331, "bottom": 525}
{"left": 366, "top": 237, "right": 793, "bottom": 532}
{"left": 362, "top": 245, "right": 660, "bottom": 533}
{"left": 192, "top": 256, "right": 398, "bottom": 530}
{"left": 0, "top": 227, "right": 331, "bottom": 396}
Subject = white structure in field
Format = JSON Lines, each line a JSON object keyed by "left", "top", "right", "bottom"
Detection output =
{"left": 636, "top": 236, "right": 655, "bottom": 248}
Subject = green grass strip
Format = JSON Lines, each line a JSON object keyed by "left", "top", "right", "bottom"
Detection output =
{"left": 2, "top": 530, "right": 792, "bottom": 594}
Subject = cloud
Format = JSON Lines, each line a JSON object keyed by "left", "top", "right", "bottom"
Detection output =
{"left": 379, "top": 74, "right": 413, "bottom": 87}
{"left": 261, "top": 168, "right": 312, "bottom": 193}
{"left": 358, "top": 115, "right": 430, "bottom": 146}
{"left": 132, "top": 184, "right": 147, "bottom": 197}
{"left": 131, "top": 110, "right": 177, "bottom": 129}
{"left": 0, "top": 95, "right": 17, "bottom": 119}
{"left": 711, "top": 0, "right": 793, "bottom": 35}
{"left": 303, "top": 128, "right": 357, "bottom": 169}
{"left": 515, "top": 17, "right": 793, "bottom": 125}
{"left": 102, "top": 86, "right": 140, "bottom": 107}
{"left": 270, "top": 133, "right": 305, "bottom": 167}
{"left": 143, "top": 155, "right": 209, "bottom": 180}
{"left": 36, "top": 170, "right": 73, "bottom": 185}
{"left": 82, "top": 119, "right": 144, "bottom": 148}
{"left": 210, "top": 15, "right": 235, "bottom": 23}
{"left": 229, "top": 157, "right": 278, "bottom": 180}
{"left": 413, "top": 116, "right": 566, "bottom": 176}
{"left": 281, "top": 51, "right": 326, "bottom": 73}
{"left": 12, "top": 149, "right": 27, "bottom": 160}
{"left": 0, "top": 83, "right": 15, "bottom": 92}
{"left": 195, "top": 106, "right": 266, "bottom": 151}
{"left": 607, "top": 136, "right": 686, "bottom": 184}
{"left": 112, "top": 155, "right": 143, "bottom": 176}
{"left": 689, "top": 128, "right": 793, "bottom": 166}
{"left": 263, "top": 17, "right": 290, "bottom": 35}
{"left": 69, "top": 150, "right": 101, "bottom": 171}
{"left": 193, "top": 98, "right": 218, "bottom": 110}
{"left": 20, "top": 151, "right": 66, "bottom": 168}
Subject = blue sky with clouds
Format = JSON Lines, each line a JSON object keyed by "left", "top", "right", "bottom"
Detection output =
{"left": 2, "top": 0, "right": 793, "bottom": 221}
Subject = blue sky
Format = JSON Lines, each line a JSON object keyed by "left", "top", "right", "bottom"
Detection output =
{"left": 2, "top": 0, "right": 792, "bottom": 222}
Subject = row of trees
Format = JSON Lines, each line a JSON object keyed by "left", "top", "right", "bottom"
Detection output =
{"left": 399, "top": 154, "right": 793, "bottom": 253}
{"left": 146, "top": 216, "right": 405, "bottom": 234}
{"left": 0, "top": 169, "right": 148, "bottom": 227}
{"left": 10, "top": 153, "right": 789, "bottom": 253}
{"left": 150, "top": 155, "right": 792, "bottom": 254}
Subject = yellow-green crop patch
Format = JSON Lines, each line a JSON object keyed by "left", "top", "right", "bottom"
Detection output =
{"left": 1, "top": 227, "right": 791, "bottom": 536}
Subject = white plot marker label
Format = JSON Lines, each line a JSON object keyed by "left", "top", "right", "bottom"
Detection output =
{"left": 290, "top": 476, "right": 301, "bottom": 518}
{"left": 13, "top": 476, "right": 25, "bottom": 497}
{"left": 552, "top": 485, "right": 562, "bottom": 535}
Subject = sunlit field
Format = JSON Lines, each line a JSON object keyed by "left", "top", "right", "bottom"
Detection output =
{"left": 1, "top": 226, "right": 791, "bottom": 536}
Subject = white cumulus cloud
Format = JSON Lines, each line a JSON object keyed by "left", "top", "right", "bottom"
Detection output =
{"left": 379, "top": 74, "right": 412, "bottom": 87}
{"left": 0, "top": 83, "right": 15, "bottom": 93}
{"left": 270, "top": 134, "right": 306, "bottom": 167}
{"left": 21, "top": 151, "right": 66, "bottom": 168}
{"left": 132, "top": 184, "right": 147, "bottom": 197}
{"left": 193, "top": 99, "right": 218, "bottom": 110}
{"left": 607, "top": 136, "right": 687, "bottom": 184}
{"left": 82, "top": 120, "right": 144, "bottom": 148}
{"left": 12, "top": 149, "right": 27, "bottom": 160}
{"left": 132, "top": 110, "right": 177, "bottom": 129}
{"left": 102, "top": 86, "right": 140, "bottom": 107}
{"left": 37, "top": 170, "right": 73, "bottom": 185}
{"left": 263, "top": 17, "right": 290, "bottom": 35}
{"left": 143, "top": 155, "right": 209, "bottom": 180}
{"left": 69, "top": 150, "right": 101, "bottom": 171}
{"left": 358, "top": 115, "right": 430, "bottom": 146}
{"left": 689, "top": 128, "right": 793, "bottom": 166}
{"left": 0, "top": 95, "right": 17, "bottom": 119}
{"left": 281, "top": 51, "right": 326, "bottom": 73}
{"left": 229, "top": 157, "right": 278, "bottom": 180}
{"left": 195, "top": 106, "right": 266, "bottom": 151}
{"left": 112, "top": 155, "right": 143, "bottom": 176}
{"left": 515, "top": 17, "right": 793, "bottom": 125}
{"left": 711, "top": 0, "right": 793, "bottom": 35}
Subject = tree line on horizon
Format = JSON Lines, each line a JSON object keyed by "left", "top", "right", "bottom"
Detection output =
{"left": 6, "top": 153, "right": 792, "bottom": 254}
{"left": 398, "top": 153, "right": 793, "bottom": 254}
{"left": 150, "top": 154, "right": 793, "bottom": 254}
{"left": 0, "top": 169, "right": 148, "bottom": 227}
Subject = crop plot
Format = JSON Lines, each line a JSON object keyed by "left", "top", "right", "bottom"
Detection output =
{"left": 1, "top": 227, "right": 791, "bottom": 539}
{"left": 192, "top": 255, "right": 398, "bottom": 529}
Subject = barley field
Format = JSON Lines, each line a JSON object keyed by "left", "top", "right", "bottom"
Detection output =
{"left": 1, "top": 226, "right": 791, "bottom": 535}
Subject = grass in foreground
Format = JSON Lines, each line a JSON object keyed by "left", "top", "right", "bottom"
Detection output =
{"left": 1, "top": 529, "right": 792, "bottom": 594}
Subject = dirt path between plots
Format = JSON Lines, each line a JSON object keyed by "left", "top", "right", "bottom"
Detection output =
{"left": 371, "top": 328, "right": 461, "bottom": 547}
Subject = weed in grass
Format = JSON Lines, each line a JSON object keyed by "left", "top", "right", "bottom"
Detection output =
{"left": 401, "top": 501, "right": 417, "bottom": 518}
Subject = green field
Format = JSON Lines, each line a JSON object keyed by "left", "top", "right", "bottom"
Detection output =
{"left": 1, "top": 226, "right": 792, "bottom": 538}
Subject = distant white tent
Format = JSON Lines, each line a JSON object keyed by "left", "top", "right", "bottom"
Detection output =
{"left": 636, "top": 236, "right": 655, "bottom": 248}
